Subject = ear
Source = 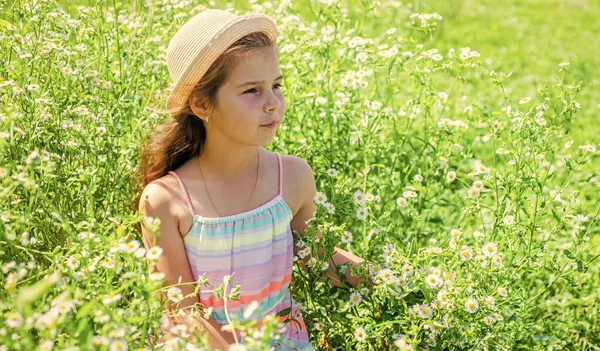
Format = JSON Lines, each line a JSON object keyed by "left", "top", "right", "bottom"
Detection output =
{"left": 189, "top": 94, "right": 210, "bottom": 119}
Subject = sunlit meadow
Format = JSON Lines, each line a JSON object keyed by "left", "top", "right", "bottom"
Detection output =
{"left": 1, "top": 0, "right": 598, "bottom": 350}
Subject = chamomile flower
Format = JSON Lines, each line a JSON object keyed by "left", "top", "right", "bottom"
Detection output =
{"left": 38, "top": 340, "right": 54, "bottom": 351}
{"left": 448, "top": 238, "right": 457, "bottom": 249}
{"left": 496, "top": 147, "right": 510, "bottom": 155}
{"left": 482, "top": 242, "right": 498, "bottom": 257}
{"left": 425, "top": 274, "right": 443, "bottom": 288}
{"left": 484, "top": 296, "right": 495, "bottom": 308}
{"left": 66, "top": 256, "right": 80, "bottom": 270}
{"left": 519, "top": 96, "right": 531, "bottom": 104}
{"left": 446, "top": 171, "right": 457, "bottom": 182}
{"left": 467, "top": 187, "right": 480, "bottom": 198}
{"left": 326, "top": 168, "right": 338, "bottom": 177}
{"left": 502, "top": 215, "right": 515, "bottom": 226}
{"left": 464, "top": 298, "right": 479, "bottom": 313}
{"left": 401, "top": 264, "right": 414, "bottom": 277}
{"left": 146, "top": 246, "right": 163, "bottom": 260}
{"left": 475, "top": 163, "right": 490, "bottom": 174}
{"left": 436, "top": 290, "right": 449, "bottom": 305}
{"left": 349, "top": 292, "right": 362, "bottom": 305}
{"left": 354, "top": 327, "right": 367, "bottom": 342}
{"left": 102, "top": 292, "right": 122, "bottom": 306}
{"left": 378, "top": 268, "right": 395, "bottom": 282}
{"left": 483, "top": 315, "right": 495, "bottom": 325}
{"left": 396, "top": 197, "right": 407, "bottom": 207}
{"left": 450, "top": 228, "right": 462, "bottom": 239}
{"left": 149, "top": 272, "right": 166, "bottom": 281}
{"left": 167, "top": 287, "right": 184, "bottom": 303}
{"left": 324, "top": 202, "right": 335, "bottom": 214}
{"left": 125, "top": 240, "right": 141, "bottom": 253}
{"left": 418, "top": 304, "right": 433, "bottom": 318}
{"left": 403, "top": 190, "right": 417, "bottom": 198}
{"left": 369, "top": 263, "right": 382, "bottom": 277}
{"left": 413, "top": 174, "right": 423, "bottom": 182}
{"left": 314, "top": 192, "right": 327, "bottom": 204}
{"left": 394, "top": 275, "right": 407, "bottom": 287}
{"left": 354, "top": 190, "right": 367, "bottom": 206}
{"left": 73, "top": 271, "right": 86, "bottom": 281}
{"left": 341, "top": 231, "right": 353, "bottom": 244}
{"left": 472, "top": 180, "right": 484, "bottom": 189}
{"left": 356, "top": 207, "right": 368, "bottom": 220}
{"left": 459, "top": 246, "right": 473, "bottom": 261}
{"left": 134, "top": 247, "right": 146, "bottom": 258}
{"left": 475, "top": 255, "right": 488, "bottom": 267}
{"left": 580, "top": 144, "right": 597, "bottom": 153}
{"left": 394, "top": 337, "right": 414, "bottom": 351}
{"left": 497, "top": 286, "right": 508, "bottom": 297}
{"left": 6, "top": 312, "right": 23, "bottom": 328}
{"left": 109, "top": 339, "right": 128, "bottom": 351}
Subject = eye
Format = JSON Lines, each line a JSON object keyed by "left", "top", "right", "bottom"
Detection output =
{"left": 243, "top": 84, "right": 283, "bottom": 94}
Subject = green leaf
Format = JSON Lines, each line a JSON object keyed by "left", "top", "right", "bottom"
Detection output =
{"left": 76, "top": 316, "right": 89, "bottom": 334}
{"left": 126, "top": 316, "right": 147, "bottom": 324}
{"left": 77, "top": 318, "right": 93, "bottom": 347}
{"left": 276, "top": 307, "right": 291, "bottom": 317}
{"left": 423, "top": 214, "right": 443, "bottom": 224}
{"left": 76, "top": 302, "right": 97, "bottom": 319}
{"left": 16, "top": 272, "right": 61, "bottom": 312}
{"left": 0, "top": 19, "right": 12, "bottom": 29}
{"left": 564, "top": 249, "right": 574, "bottom": 259}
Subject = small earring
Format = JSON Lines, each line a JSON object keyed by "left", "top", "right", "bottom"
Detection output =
{"left": 204, "top": 116, "right": 209, "bottom": 123}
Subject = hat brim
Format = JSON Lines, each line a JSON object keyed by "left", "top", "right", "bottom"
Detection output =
{"left": 166, "top": 15, "right": 278, "bottom": 111}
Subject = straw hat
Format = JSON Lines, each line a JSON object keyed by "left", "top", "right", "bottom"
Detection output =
{"left": 166, "top": 9, "right": 279, "bottom": 111}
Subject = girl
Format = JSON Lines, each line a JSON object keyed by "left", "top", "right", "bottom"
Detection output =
{"left": 138, "top": 9, "right": 367, "bottom": 351}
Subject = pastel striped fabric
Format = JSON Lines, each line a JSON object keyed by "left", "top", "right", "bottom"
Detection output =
{"left": 164, "top": 152, "right": 314, "bottom": 350}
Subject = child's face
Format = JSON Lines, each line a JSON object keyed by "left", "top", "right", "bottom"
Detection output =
{"left": 210, "top": 47, "right": 286, "bottom": 147}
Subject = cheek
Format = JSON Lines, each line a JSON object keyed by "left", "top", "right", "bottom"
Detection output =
{"left": 278, "top": 93, "right": 286, "bottom": 111}
{"left": 237, "top": 95, "right": 262, "bottom": 110}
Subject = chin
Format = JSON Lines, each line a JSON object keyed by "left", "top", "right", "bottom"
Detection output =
{"left": 258, "top": 136, "right": 276, "bottom": 147}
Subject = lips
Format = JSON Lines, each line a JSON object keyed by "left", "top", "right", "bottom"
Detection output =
{"left": 261, "top": 121, "right": 279, "bottom": 128}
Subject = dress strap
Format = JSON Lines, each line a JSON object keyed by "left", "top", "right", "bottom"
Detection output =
{"left": 167, "top": 171, "right": 196, "bottom": 217}
{"left": 275, "top": 152, "right": 283, "bottom": 196}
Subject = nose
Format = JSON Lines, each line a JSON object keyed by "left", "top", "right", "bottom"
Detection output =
{"left": 265, "top": 89, "right": 282, "bottom": 113}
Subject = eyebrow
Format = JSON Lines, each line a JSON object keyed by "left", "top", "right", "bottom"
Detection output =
{"left": 237, "top": 75, "right": 284, "bottom": 88}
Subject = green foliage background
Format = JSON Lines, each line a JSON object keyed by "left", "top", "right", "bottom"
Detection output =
{"left": 0, "top": 0, "right": 598, "bottom": 350}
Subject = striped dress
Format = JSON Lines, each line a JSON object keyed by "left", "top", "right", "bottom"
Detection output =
{"left": 164, "top": 152, "right": 314, "bottom": 350}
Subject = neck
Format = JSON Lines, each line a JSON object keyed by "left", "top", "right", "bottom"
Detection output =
{"left": 198, "top": 135, "right": 260, "bottom": 179}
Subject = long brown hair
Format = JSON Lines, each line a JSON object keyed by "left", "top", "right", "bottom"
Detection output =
{"left": 136, "top": 31, "right": 276, "bottom": 188}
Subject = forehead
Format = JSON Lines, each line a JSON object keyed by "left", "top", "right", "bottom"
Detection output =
{"left": 227, "top": 48, "right": 281, "bottom": 83}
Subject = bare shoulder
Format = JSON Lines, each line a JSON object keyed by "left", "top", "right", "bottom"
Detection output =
{"left": 138, "top": 174, "right": 185, "bottom": 231}
{"left": 139, "top": 175, "right": 176, "bottom": 210}
{"left": 279, "top": 154, "right": 317, "bottom": 215}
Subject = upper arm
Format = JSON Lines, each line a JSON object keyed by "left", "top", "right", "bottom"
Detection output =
{"left": 289, "top": 157, "right": 319, "bottom": 240}
{"left": 139, "top": 181, "right": 200, "bottom": 314}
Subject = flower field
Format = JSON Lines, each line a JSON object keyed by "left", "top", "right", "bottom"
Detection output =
{"left": 1, "top": 0, "right": 598, "bottom": 350}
